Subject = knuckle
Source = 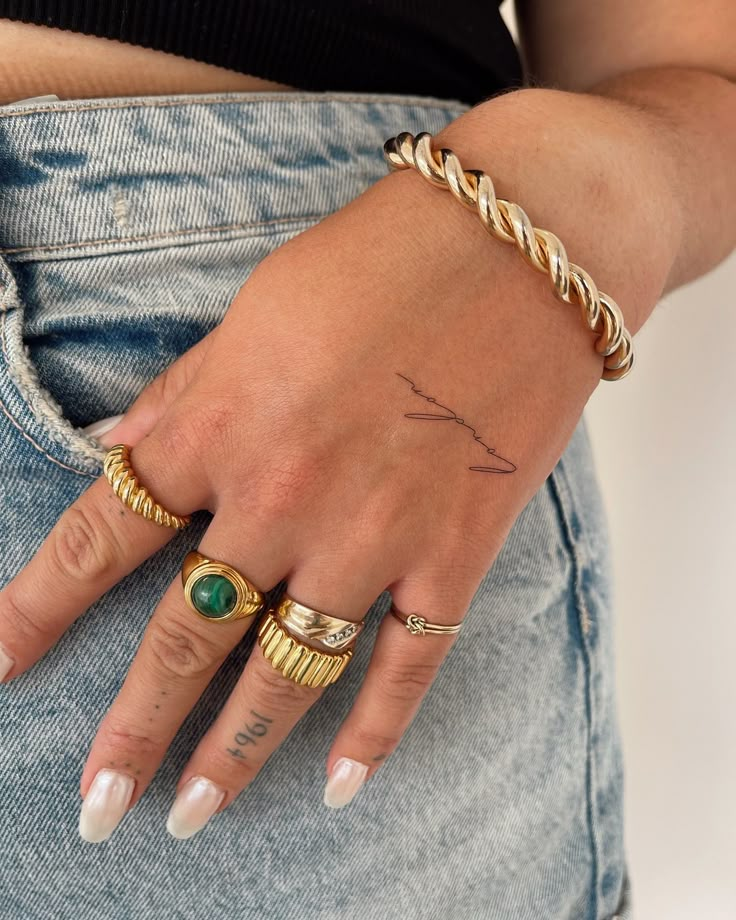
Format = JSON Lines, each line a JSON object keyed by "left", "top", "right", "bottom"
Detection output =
{"left": 50, "top": 503, "right": 120, "bottom": 582}
{"left": 98, "top": 719, "right": 165, "bottom": 757}
{"left": 202, "top": 746, "right": 260, "bottom": 784}
{"left": 146, "top": 615, "right": 224, "bottom": 681}
{"left": 251, "top": 448, "right": 322, "bottom": 519}
{"left": 163, "top": 398, "right": 235, "bottom": 473}
{"left": 375, "top": 659, "right": 438, "bottom": 704}
{"left": 159, "top": 413, "right": 205, "bottom": 464}
{"left": 350, "top": 724, "right": 401, "bottom": 753}
{"left": 190, "top": 397, "right": 236, "bottom": 448}
{"left": 429, "top": 532, "right": 489, "bottom": 586}
{"left": 253, "top": 654, "right": 320, "bottom": 710}
{"left": 1, "top": 586, "right": 52, "bottom": 647}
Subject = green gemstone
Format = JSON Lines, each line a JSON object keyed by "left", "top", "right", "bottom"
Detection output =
{"left": 191, "top": 574, "right": 237, "bottom": 618}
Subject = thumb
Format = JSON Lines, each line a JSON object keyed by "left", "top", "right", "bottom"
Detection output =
{"left": 84, "top": 326, "right": 218, "bottom": 450}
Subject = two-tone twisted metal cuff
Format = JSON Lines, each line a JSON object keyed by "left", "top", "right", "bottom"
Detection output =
{"left": 257, "top": 608, "right": 354, "bottom": 688}
{"left": 383, "top": 131, "right": 634, "bottom": 382}
{"left": 103, "top": 444, "right": 191, "bottom": 530}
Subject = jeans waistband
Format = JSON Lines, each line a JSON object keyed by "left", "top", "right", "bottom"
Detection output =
{"left": 0, "top": 89, "right": 469, "bottom": 261}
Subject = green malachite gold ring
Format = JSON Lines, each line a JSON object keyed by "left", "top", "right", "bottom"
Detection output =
{"left": 181, "top": 550, "right": 265, "bottom": 623}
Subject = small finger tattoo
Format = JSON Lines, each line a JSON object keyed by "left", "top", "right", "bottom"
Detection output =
{"left": 226, "top": 709, "right": 274, "bottom": 762}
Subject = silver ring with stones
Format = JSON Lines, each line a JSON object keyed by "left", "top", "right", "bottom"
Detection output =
{"left": 181, "top": 550, "right": 265, "bottom": 623}
{"left": 275, "top": 595, "right": 364, "bottom": 652}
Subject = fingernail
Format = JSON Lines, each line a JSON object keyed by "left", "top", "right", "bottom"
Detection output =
{"left": 323, "top": 757, "right": 369, "bottom": 809}
{"left": 166, "top": 776, "right": 226, "bottom": 840}
{"left": 0, "top": 643, "right": 14, "bottom": 681}
{"left": 83, "top": 414, "right": 124, "bottom": 446}
{"left": 79, "top": 769, "right": 135, "bottom": 843}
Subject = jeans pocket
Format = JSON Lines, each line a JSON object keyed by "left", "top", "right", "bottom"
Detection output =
{"left": 0, "top": 228, "right": 310, "bottom": 477}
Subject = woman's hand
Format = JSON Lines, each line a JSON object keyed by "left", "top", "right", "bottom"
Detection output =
{"left": 0, "top": 89, "right": 679, "bottom": 842}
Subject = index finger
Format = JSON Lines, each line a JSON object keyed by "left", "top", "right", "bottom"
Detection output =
{"left": 0, "top": 434, "right": 208, "bottom": 681}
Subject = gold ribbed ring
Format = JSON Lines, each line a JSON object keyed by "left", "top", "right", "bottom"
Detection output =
{"left": 257, "top": 609, "right": 353, "bottom": 688}
{"left": 103, "top": 444, "right": 191, "bottom": 529}
{"left": 383, "top": 131, "right": 634, "bottom": 382}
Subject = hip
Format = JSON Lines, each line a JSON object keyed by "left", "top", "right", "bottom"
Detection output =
{"left": 0, "top": 89, "right": 629, "bottom": 919}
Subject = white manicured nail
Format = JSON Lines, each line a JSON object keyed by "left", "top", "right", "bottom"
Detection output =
{"left": 324, "top": 757, "right": 369, "bottom": 809}
{"left": 166, "top": 776, "right": 225, "bottom": 840}
{"left": 83, "top": 414, "right": 124, "bottom": 442}
{"left": 79, "top": 769, "right": 135, "bottom": 843}
{"left": 0, "top": 643, "right": 14, "bottom": 681}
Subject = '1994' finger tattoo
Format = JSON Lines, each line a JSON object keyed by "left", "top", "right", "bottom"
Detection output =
{"left": 227, "top": 709, "right": 274, "bottom": 762}
{"left": 396, "top": 373, "right": 517, "bottom": 474}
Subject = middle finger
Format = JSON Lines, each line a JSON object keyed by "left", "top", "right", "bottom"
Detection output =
{"left": 164, "top": 561, "right": 383, "bottom": 839}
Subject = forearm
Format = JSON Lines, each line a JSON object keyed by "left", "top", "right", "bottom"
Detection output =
{"left": 425, "top": 66, "right": 736, "bottom": 335}
{"left": 587, "top": 65, "right": 736, "bottom": 289}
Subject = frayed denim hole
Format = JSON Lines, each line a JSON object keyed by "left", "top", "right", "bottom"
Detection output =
{"left": 0, "top": 255, "right": 105, "bottom": 472}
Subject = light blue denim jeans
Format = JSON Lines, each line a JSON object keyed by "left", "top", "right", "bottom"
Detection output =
{"left": 0, "top": 89, "right": 631, "bottom": 919}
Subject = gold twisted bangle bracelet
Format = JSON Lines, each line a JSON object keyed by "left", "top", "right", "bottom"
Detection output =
{"left": 103, "top": 444, "right": 191, "bottom": 530}
{"left": 383, "top": 131, "right": 634, "bottom": 382}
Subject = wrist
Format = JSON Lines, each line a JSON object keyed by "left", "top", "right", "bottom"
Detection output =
{"left": 363, "top": 163, "right": 606, "bottom": 399}
{"left": 429, "top": 85, "right": 683, "bottom": 337}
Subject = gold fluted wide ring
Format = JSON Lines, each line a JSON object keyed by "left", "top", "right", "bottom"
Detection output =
{"left": 257, "top": 601, "right": 355, "bottom": 688}
{"left": 275, "top": 595, "right": 365, "bottom": 652}
{"left": 181, "top": 550, "right": 265, "bottom": 623}
{"left": 390, "top": 603, "right": 462, "bottom": 637}
{"left": 103, "top": 443, "right": 191, "bottom": 530}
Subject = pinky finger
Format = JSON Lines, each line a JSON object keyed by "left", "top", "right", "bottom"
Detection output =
{"left": 324, "top": 591, "right": 464, "bottom": 809}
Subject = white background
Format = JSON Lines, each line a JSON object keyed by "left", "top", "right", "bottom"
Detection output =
{"left": 587, "top": 252, "right": 736, "bottom": 918}
{"left": 499, "top": 4, "right": 736, "bottom": 914}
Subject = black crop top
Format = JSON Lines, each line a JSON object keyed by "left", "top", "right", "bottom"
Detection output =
{"left": 0, "top": 1, "right": 525, "bottom": 105}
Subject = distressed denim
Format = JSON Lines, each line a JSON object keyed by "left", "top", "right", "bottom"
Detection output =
{"left": 0, "top": 90, "right": 631, "bottom": 919}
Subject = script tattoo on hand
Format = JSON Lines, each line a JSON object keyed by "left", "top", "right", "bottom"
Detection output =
{"left": 396, "top": 373, "right": 517, "bottom": 474}
{"left": 226, "top": 709, "right": 274, "bottom": 762}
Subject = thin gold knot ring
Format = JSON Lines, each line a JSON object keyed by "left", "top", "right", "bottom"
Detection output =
{"left": 389, "top": 603, "right": 462, "bottom": 637}
{"left": 103, "top": 443, "right": 191, "bottom": 530}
